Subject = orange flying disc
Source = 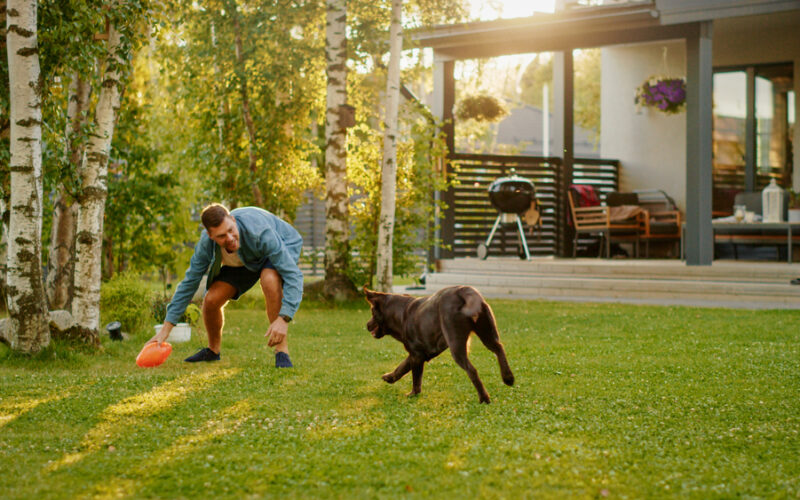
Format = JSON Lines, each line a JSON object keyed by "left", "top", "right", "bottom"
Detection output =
{"left": 136, "top": 341, "right": 172, "bottom": 368}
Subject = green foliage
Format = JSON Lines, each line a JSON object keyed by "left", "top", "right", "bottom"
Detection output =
{"left": 455, "top": 94, "right": 508, "bottom": 122}
{"left": 347, "top": 101, "right": 451, "bottom": 287}
{"left": 788, "top": 189, "right": 800, "bottom": 209}
{"left": 182, "top": 303, "right": 201, "bottom": 326}
{"left": 1, "top": 300, "right": 799, "bottom": 497}
{"left": 574, "top": 48, "right": 602, "bottom": 144}
{"left": 150, "top": 292, "right": 201, "bottom": 326}
{"left": 518, "top": 50, "right": 601, "bottom": 145}
{"left": 155, "top": 0, "right": 324, "bottom": 217}
{"left": 519, "top": 53, "right": 554, "bottom": 109}
{"left": 104, "top": 80, "right": 195, "bottom": 277}
{"left": 99, "top": 272, "right": 154, "bottom": 334}
{"left": 150, "top": 294, "right": 170, "bottom": 324}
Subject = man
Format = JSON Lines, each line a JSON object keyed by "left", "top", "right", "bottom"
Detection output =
{"left": 148, "top": 204, "right": 303, "bottom": 367}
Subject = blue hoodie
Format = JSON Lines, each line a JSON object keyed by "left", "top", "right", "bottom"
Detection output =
{"left": 165, "top": 207, "right": 303, "bottom": 325}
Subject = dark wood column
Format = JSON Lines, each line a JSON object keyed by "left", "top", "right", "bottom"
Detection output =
{"left": 685, "top": 21, "right": 714, "bottom": 265}
{"left": 745, "top": 66, "right": 756, "bottom": 192}
{"left": 555, "top": 49, "right": 575, "bottom": 257}
{"left": 433, "top": 55, "right": 455, "bottom": 259}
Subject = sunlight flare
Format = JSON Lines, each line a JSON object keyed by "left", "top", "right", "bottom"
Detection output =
{"left": 87, "top": 399, "right": 253, "bottom": 500}
{"left": 46, "top": 369, "right": 239, "bottom": 472}
{"left": 0, "top": 393, "right": 70, "bottom": 429}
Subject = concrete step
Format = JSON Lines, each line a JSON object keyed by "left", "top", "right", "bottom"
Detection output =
{"left": 436, "top": 257, "right": 798, "bottom": 283}
{"left": 424, "top": 258, "right": 800, "bottom": 309}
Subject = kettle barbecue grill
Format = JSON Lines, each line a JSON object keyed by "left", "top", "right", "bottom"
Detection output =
{"left": 477, "top": 171, "right": 537, "bottom": 260}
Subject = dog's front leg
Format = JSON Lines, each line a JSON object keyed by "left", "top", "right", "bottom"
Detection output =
{"left": 382, "top": 356, "right": 413, "bottom": 384}
{"left": 407, "top": 361, "right": 424, "bottom": 397}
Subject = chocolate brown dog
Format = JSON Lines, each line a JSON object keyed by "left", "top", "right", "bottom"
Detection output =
{"left": 364, "top": 285, "right": 514, "bottom": 403}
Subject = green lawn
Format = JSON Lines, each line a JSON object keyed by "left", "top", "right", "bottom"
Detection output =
{"left": 1, "top": 297, "right": 798, "bottom": 499}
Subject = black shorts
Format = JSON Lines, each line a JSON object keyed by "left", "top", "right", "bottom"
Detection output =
{"left": 212, "top": 262, "right": 276, "bottom": 300}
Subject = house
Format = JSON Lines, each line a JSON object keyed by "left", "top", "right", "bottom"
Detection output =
{"left": 495, "top": 104, "right": 600, "bottom": 158}
{"left": 414, "top": 0, "right": 800, "bottom": 265}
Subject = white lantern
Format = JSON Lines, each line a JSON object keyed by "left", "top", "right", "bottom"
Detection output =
{"left": 762, "top": 179, "right": 785, "bottom": 223}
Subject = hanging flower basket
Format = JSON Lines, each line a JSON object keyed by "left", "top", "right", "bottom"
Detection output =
{"left": 634, "top": 76, "right": 686, "bottom": 114}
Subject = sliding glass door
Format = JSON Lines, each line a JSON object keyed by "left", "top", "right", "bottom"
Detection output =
{"left": 712, "top": 63, "right": 794, "bottom": 214}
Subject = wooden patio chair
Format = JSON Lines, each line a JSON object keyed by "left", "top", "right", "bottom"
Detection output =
{"left": 608, "top": 190, "right": 682, "bottom": 258}
{"left": 568, "top": 187, "right": 642, "bottom": 258}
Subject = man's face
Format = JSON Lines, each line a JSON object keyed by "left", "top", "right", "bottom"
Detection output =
{"left": 207, "top": 216, "right": 240, "bottom": 252}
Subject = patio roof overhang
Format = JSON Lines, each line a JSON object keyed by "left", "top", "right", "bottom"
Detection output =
{"left": 412, "top": 4, "right": 696, "bottom": 59}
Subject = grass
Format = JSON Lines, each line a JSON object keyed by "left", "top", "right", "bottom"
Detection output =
{"left": 1, "top": 296, "right": 798, "bottom": 499}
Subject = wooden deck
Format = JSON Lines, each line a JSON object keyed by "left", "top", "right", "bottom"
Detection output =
{"left": 420, "top": 257, "right": 800, "bottom": 309}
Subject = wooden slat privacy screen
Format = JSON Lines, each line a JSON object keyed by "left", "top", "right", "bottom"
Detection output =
{"left": 448, "top": 153, "right": 620, "bottom": 258}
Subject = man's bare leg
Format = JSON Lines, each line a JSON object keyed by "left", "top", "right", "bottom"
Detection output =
{"left": 202, "top": 281, "right": 237, "bottom": 354}
{"left": 260, "top": 268, "right": 288, "bottom": 354}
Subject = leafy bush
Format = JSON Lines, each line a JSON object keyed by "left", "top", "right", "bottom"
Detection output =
{"left": 150, "top": 293, "right": 202, "bottom": 326}
{"left": 100, "top": 272, "right": 153, "bottom": 335}
{"left": 346, "top": 101, "right": 451, "bottom": 287}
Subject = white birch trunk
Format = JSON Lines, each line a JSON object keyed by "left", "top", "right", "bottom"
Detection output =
{"left": 47, "top": 73, "right": 90, "bottom": 310}
{"left": 375, "top": 0, "right": 403, "bottom": 292}
{"left": 72, "top": 25, "right": 123, "bottom": 337}
{"left": 4, "top": 0, "right": 50, "bottom": 352}
{"left": 0, "top": 197, "right": 9, "bottom": 306}
{"left": 323, "top": 0, "right": 354, "bottom": 300}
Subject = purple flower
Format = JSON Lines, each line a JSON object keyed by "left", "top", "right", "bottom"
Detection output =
{"left": 635, "top": 77, "right": 686, "bottom": 114}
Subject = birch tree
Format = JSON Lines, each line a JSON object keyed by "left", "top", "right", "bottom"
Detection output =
{"left": 323, "top": 0, "right": 357, "bottom": 299}
{"left": 46, "top": 73, "right": 91, "bottom": 310}
{"left": 72, "top": 24, "right": 124, "bottom": 339}
{"left": 3, "top": 0, "right": 50, "bottom": 352}
{"left": 375, "top": 0, "right": 402, "bottom": 292}
{"left": 1, "top": 0, "right": 9, "bottom": 303}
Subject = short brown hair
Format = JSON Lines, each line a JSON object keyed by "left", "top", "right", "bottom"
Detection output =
{"left": 201, "top": 203, "right": 230, "bottom": 230}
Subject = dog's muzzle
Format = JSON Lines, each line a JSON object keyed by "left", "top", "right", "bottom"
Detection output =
{"left": 366, "top": 319, "right": 384, "bottom": 338}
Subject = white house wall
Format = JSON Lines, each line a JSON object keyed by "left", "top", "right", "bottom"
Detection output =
{"left": 600, "top": 41, "right": 688, "bottom": 211}
{"left": 600, "top": 12, "right": 800, "bottom": 210}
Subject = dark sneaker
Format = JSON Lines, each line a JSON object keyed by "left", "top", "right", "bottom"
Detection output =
{"left": 184, "top": 347, "right": 220, "bottom": 362}
{"left": 791, "top": 278, "right": 800, "bottom": 285}
{"left": 275, "top": 352, "right": 293, "bottom": 368}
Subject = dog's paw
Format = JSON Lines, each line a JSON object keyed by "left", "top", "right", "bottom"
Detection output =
{"left": 381, "top": 373, "right": 396, "bottom": 384}
{"left": 406, "top": 390, "right": 420, "bottom": 398}
{"left": 479, "top": 394, "right": 491, "bottom": 404}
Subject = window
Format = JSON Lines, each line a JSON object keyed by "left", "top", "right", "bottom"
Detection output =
{"left": 712, "top": 63, "right": 794, "bottom": 214}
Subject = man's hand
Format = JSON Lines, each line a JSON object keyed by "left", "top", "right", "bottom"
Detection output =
{"left": 147, "top": 322, "right": 174, "bottom": 345}
{"left": 265, "top": 317, "right": 289, "bottom": 347}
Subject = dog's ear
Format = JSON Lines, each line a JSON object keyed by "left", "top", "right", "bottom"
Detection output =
{"left": 363, "top": 286, "right": 383, "bottom": 305}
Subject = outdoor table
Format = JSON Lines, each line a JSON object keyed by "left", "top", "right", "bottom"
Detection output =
{"left": 681, "top": 221, "right": 800, "bottom": 263}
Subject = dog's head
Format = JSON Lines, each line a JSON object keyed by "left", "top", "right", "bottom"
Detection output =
{"left": 364, "top": 286, "right": 391, "bottom": 339}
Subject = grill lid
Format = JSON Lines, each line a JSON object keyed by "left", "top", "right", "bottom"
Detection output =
{"left": 488, "top": 174, "right": 535, "bottom": 214}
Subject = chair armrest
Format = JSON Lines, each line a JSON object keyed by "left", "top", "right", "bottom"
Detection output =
{"left": 641, "top": 209, "right": 682, "bottom": 238}
{"left": 572, "top": 206, "right": 610, "bottom": 228}
{"left": 649, "top": 210, "right": 681, "bottom": 224}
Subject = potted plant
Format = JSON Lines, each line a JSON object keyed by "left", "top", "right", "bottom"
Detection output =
{"left": 151, "top": 293, "right": 201, "bottom": 343}
{"left": 634, "top": 76, "right": 686, "bottom": 114}
{"left": 789, "top": 189, "right": 800, "bottom": 223}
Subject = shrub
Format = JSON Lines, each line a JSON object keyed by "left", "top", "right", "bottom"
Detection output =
{"left": 100, "top": 272, "right": 154, "bottom": 335}
{"left": 150, "top": 293, "right": 202, "bottom": 326}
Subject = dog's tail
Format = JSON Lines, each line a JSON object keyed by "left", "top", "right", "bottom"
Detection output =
{"left": 458, "top": 286, "right": 484, "bottom": 319}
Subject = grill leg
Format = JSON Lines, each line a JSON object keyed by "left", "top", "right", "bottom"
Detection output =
{"left": 484, "top": 215, "right": 503, "bottom": 248}
{"left": 515, "top": 215, "right": 530, "bottom": 260}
